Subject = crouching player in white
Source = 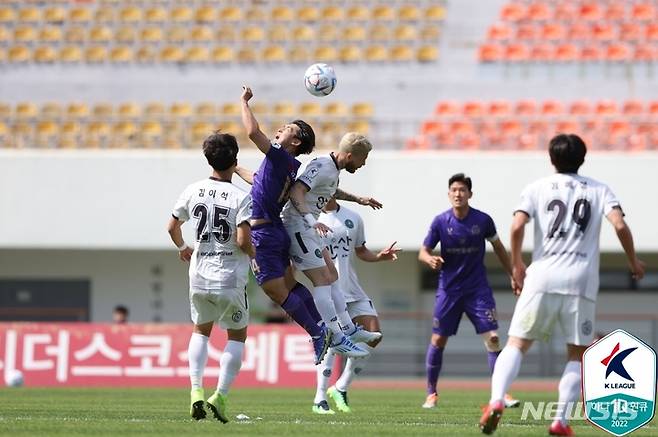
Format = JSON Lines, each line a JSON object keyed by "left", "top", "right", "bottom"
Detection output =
{"left": 480, "top": 134, "right": 645, "bottom": 436}
{"left": 312, "top": 196, "right": 400, "bottom": 414}
{"left": 167, "top": 132, "right": 254, "bottom": 423}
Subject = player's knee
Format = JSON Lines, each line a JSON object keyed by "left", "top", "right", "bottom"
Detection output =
{"left": 484, "top": 334, "right": 501, "bottom": 352}
{"left": 431, "top": 334, "right": 448, "bottom": 348}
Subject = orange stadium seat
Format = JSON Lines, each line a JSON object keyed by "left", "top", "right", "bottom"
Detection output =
{"left": 216, "top": 28, "right": 236, "bottom": 43}
{"left": 65, "top": 27, "right": 85, "bottom": 44}
{"left": 69, "top": 7, "right": 92, "bottom": 24}
{"left": 620, "top": 23, "right": 643, "bottom": 42}
{"left": 59, "top": 46, "right": 83, "bottom": 63}
{"left": 18, "top": 7, "right": 41, "bottom": 23}
{"left": 185, "top": 46, "right": 210, "bottom": 63}
{"left": 488, "top": 23, "right": 512, "bottom": 41}
{"left": 568, "top": 23, "right": 591, "bottom": 41}
{"left": 462, "top": 101, "right": 484, "bottom": 117}
{"left": 16, "top": 102, "right": 38, "bottom": 120}
{"left": 170, "top": 103, "right": 192, "bottom": 119}
{"left": 145, "top": 7, "right": 167, "bottom": 23}
{"left": 325, "top": 102, "right": 348, "bottom": 117}
{"left": 505, "top": 43, "right": 530, "bottom": 61}
{"left": 212, "top": 46, "right": 234, "bottom": 63}
{"left": 318, "top": 25, "right": 338, "bottom": 42}
{"left": 372, "top": 6, "right": 395, "bottom": 22}
{"left": 527, "top": 2, "right": 552, "bottom": 21}
{"left": 14, "top": 26, "right": 36, "bottom": 44}
{"left": 288, "top": 46, "right": 309, "bottom": 63}
{"left": 488, "top": 101, "right": 511, "bottom": 116}
{"left": 605, "top": 3, "right": 627, "bottom": 21}
{"left": 622, "top": 100, "right": 644, "bottom": 116}
{"left": 365, "top": 45, "right": 388, "bottom": 62}
{"left": 569, "top": 100, "right": 592, "bottom": 115}
{"left": 263, "top": 45, "right": 286, "bottom": 63}
{"left": 0, "top": 8, "right": 16, "bottom": 24}
{"left": 94, "top": 7, "right": 113, "bottom": 24}
{"left": 339, "top": 45, "right": 362, "bottom": 63}
{"left": 237, "top": 48, "right": 257, "bottom": 63}
{"left": 9, "top": 46, "right": 31, "bottom": 63}
{"left": 144, "top": 103, "right": 165, "bottom": 119}
{"left": 160, "top": 46, "right": 184, "bottom": 63}
{"left": 478, "top": 43, "right": 503, "bottom": 62}
{"left": 435, "top": 101, "right": 460, "bottom": 116}
{"left": 515, "top": 100, "right": 538, "bottom": 115}
{"left": 515, "top": 24, "right": 537, "bottom": 40}
{"left": 90, "top": 26, "right": 113, "bottom": 44}
{"left": 344, "top": 26, "right": 366, "bottom": 43}
{"left": 39, "top": 27, "right": 63, "bottom": 44}
{"left": 299, "top": 102, "right": 322, "bottom": 117}
{"left": 592, "top": 23, "right": 615, "bottom": 43}
{"left": 170, "top": 6, "right": 193, "bottom": 24}
{"left": 271, "top": 6, "right": 294, "bottom": 22}
{"left": 297, "top": 6, "right": 319, "bottom": 22}
{"left": 554, "top": 43, "right": 578, "bottom": 62}
{"left": 645, "top": 24, "right": 658, "bottom": 41}
{"left": 219, "top": 7, "right": 242, "bottom": 23}
{"left": 191, "top": 26, "right": 214, "bottom": 43}
{"left": 541, "top": 23, "right": 567, "bottom": 42}
{"left": 35, "top": 121, "right": 59, "bottom": 148}
{"left": 86, "top": 46, "right": 108, "bottom": 63}
{"left": 322, "top": 6, "right": 344, "bottom": 22}
{"left": 242, "top": 26, "right": 265, "bottom": 43}
{"left": 390, "top": 45, "right": 414, "bottom": 62}
{"left": 632, "top": 3, "right": 656, "bottom": 21}
{"left": 541, "top": 100, "right": 564, "bottom": 115}
{"left": 352, "top": 103, "right": 374, "bottom": 118}
{"left": 267, "top": 25, "right": 288, "bottom": 43}
{"left": 34, "top": 46, "right": 57, "bottom": 63}
{"left": 500, "top": 3, "right": 525, "bottom": 22}
{"left": 530, "top": 44, "right": 553, "bottom": 61}
{"left": 244, "top": 7, "right": 267, "bottom": 22}
{"left": 119, "top": 6, "right": 142, "bottom": 24}
{"left": 596, "top": 100, "right": 618, "bottom": 115}
{"left": 606, "top": 44, "right": 631, "bottom": 62}
{"left": 394, "top": 25, "right": 418, "bottom": 42}
{"left": 314, "top": 46, "right": 338, "bottom": 63}
{"left": 579, "top": 2, "right": 603, "bottom": 21}
{"left": 580, "top": 44, "right": 603, "bottom": 61}
{"left": 634, "top": 44, "right": 656, "bottom": 61}
{"left": 292, "top": 26, "right": 314, "bottom": 43}
{"left": 420, "top": 25, "right": 442, "bottom": 42}
{"left": 346, "top": 6, "right": 368, "bottom": 21}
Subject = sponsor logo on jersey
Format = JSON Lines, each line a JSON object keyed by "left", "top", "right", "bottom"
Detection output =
{"left": 344, "top": 219, "right": 354, "bottom": 229}
{"left": 314, "top": 248, "right": 322, "bottom": 258}
{"left": 471, "top": 225, "right": 481, "bottom": 235}
{"left": 231, "top": 310, "right": 243, "bottom": 323}
{"left": 582, "top": 329, "right": 656, "bottom": 436}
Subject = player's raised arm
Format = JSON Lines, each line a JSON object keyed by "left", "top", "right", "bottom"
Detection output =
{"left": 606, "top": 208, "right": 645, "bottom": 280}
{"left": 240, "top": 86, "right": 271, "bottom": 154}
{"left": 235, "top": 165, "right": 254, "bottom": 185}
{"left": 334, "top": 188, "right": 383, "bottom": 210}
{"left": 510, "top": 211, "right": 529, "bottom": 288}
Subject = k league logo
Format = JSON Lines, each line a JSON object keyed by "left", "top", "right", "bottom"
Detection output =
{"left": 582, "top": 329, "right": 656, "bottom": 436}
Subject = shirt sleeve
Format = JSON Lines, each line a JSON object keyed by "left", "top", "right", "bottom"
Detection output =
{"left": 296, "top": 158, "right": 325, "bottom": 191}
{"left": 484, "top": 214, "right": 499, "bottom": 242}
{"left": 601, "top": 184, "right": 622, "bottom": 216}
{"left": 266, "top": 142, "right": 289, "bottom": 167}
{"left": 422, "top": 216, "right": 441, "bottom": 249}
{"left": 515, "top": 183, "right": 536, "bottom": 218}
{"left": 171, "top": 187, "right": 190, "bottom": 222}
{"left": 236, "top": 194, "right": 253, "bottom": 226}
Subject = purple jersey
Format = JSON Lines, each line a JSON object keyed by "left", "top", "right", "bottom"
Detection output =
{"left": 423, "top": 207, "right": 498, "bottom": 294}
{"left": 251, "top": 144, "right": 301, "bottom": 224}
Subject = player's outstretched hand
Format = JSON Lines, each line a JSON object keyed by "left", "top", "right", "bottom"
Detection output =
{"left": 358, "top": 197, "right": 383, "bottom": 210}
{"left": 241, "top": 86, "right": 253, "bottom": 103}
{"left": 378, "top": 241, "right": 401, "bottom": 261}
{"left": 179, "top": 246, "right": 193, "bottom": 262}
{"left": 314, "top": 222, "right": 332, "bottom": 237}
{"left": 630, "top": 257, "right": 645, "bottom": 280}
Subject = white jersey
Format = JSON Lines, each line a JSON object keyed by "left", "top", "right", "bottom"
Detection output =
{"left": 319, "top": 204, "right": 368, "bottom": 302}
{"left": 282, "top": 154, "right": 340, "bottom": 228}
{"left": 515, "top": 173, "right": 621, "bottom": 301}
{"left": 172, "top": 177, "right": 252, "bottom": 290}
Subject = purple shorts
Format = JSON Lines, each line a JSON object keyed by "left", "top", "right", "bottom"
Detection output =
{"left": 251, "top": 223, "right": 291, "bottom": 285}
{"left": 432, "top": 288, "right": 498, "bottom": 336}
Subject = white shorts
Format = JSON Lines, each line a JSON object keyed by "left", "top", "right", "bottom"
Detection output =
{"left": 508, "top": 291, "right": 595, "bottom": 346}
{"left": 347, "top": 299, "right": 379, "bottom": 319}
{"left": 189, "top": 287, "right": 249, "bottom": 330}
{"left": 285, "top": 225, "right": 327, "bottom": 271}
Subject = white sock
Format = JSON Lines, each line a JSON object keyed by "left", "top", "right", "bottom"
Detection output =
{"left": 490, "top": 345, "right": 523, "bottom": 403}
{"left": 217, "top": 340, "right": 244, "bottom": 395}
{"left": 335, "top": 343, "right": 372, "bottom": 392}
{"left": 314, "top": 348, "right": 335, "bottom": 403}
{"left": 330, "top": 282, "right": 355, "bottom": 333}
{"left": 312, "top": 285, "right": 342, "bottom": 335}
{"left": 188, "top": 332, "right": 209, "bottom": 390}
{"left": 555, "top": 361, "right": 581, "bottom": 426}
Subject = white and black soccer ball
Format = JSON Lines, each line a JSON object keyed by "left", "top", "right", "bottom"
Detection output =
{"left": 5, "top": 369, "right": 24, "bottom": 387}
{"left": 304, "top": 63, "right": 337, "bottom": 97}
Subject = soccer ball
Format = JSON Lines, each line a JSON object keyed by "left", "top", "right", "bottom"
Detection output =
{"left": 304, "top": 63, "right": 337, "bottom": 97}
{"left": 5, "top": 369, "right": 24, "bottom": 387}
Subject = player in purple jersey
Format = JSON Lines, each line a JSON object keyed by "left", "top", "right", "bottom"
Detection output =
{"left": 418, "top": 173, "right": 521, "bottom": 410}
{"left": 239, "top": 86, "right": 330, "bottom": 365}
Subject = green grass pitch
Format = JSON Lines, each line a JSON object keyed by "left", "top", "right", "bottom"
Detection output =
{"left": 0, "top": 387, "right": 655, "bottom": 436}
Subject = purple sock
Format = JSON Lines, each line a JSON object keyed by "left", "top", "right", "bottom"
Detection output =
{"left": 290, "top": 282, "right": 323, "bottom": 325}
{"left": 426, "top": 344, "right": 444, "bottom": 395}
{"left": 281, "top": 292, "right": 322, "bottom": 337}
{"left": 487, "top": 350, "right": 501, "bottom": 374}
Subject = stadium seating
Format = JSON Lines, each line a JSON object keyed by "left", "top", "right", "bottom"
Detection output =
{"left": 0, "top": 101, "right": 373, "bottom": 150}
{"left": 406, "top": 99, "right": 658, "bottom": 150}
{"left": 0, "top": 2, "right": 445, "bottom": 65}
{"left": 480, "top": 0, "right": 658, "bottom": 62}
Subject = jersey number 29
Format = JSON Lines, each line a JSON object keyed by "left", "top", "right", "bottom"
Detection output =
{"left": 546, "top": 198, "right": 591, "bottom": 238}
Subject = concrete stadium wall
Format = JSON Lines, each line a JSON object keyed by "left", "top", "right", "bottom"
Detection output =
{"left": 1, "top": 150, "right": 657, "bottom": 251}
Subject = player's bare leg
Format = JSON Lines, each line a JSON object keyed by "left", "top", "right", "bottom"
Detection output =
{"left": 549, "top": 344, "right": 586, "bottom": 436}
{"left": 189, "top": 322, "right": 213, "bottom": 420}
{"left": 480, "top": 336, "right": 533, "bottom": 434}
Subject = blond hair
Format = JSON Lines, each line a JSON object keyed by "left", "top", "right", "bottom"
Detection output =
{"left": 338, "top": 132, "right": 372, "bottom": 155}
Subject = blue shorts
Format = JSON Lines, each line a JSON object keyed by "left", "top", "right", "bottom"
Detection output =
{"left": 432, "top": 288, "right": 498, "bottom": 336}
{"left": 251, "top": 222, "right": 291, "bottom": 285}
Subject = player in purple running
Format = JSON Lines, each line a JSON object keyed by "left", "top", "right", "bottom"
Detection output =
{"left": 418, "top": 173, "right": 521, "bottom": 410}
{"left": 239, "top": 85, "right": 330, "bottom": 365}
